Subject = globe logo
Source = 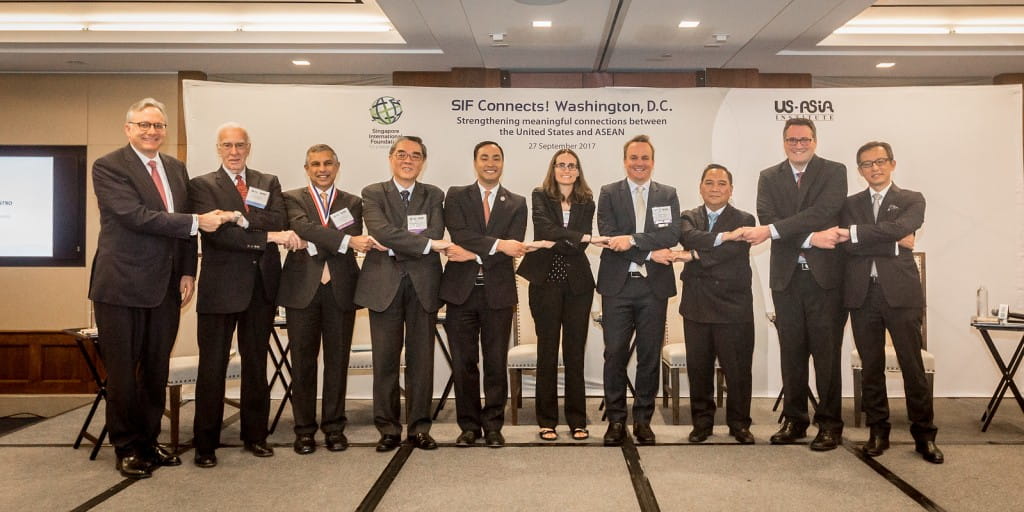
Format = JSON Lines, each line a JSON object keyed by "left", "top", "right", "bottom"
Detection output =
{"left": 370, "top": 96, "right": 403, "bottom": 125}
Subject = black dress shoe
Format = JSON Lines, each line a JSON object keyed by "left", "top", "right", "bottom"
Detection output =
{"left": 862, "top": 429, "right": 890, "bottom": 457}
{"left": 688, "top": 427, "right": 712, "bottom": 443}
{"left": 633, "top": 423, "right": 656, "bottom": 445}
{"left": 730, "top": 428, "right": 755, "bottom": 445}
{"left": 293, "top": 433, "right": 317, "bottom": 455}
{"left": 484, "top": 431, "right": 505, "bottom": 448}
{"left": 116, "top": 454, "right": 153, "bottom": 479}
{"left": 810, "top": 429, "right": 842, "bottom": 451}
{"left": 325, "top": 431, "right": 349, "bottom": 452}
{"left": 194, "top": 452, "right": 218, "bottom": 468}
{"left": 770, "top": 420, "right": 808, "bottom": 445}
{"left": 603, "top": 422, "right": 626, "bottom": 447}
{"left": 145, "top": 444, "right": 182, "bottom": 466}
{"left": 376, "top": 434, "right": 402, "bottom": 452}
{"left": 915, "top": 440, "right": 945, "bottom": 464}
{"left": 244, "top": 440, "right": 275, "bottom": 457}
{"left": 408, "top": 432, "right": 438, "bottom": 450}
{"left": 455, "top": 430, "right": 479, "bottom": 447}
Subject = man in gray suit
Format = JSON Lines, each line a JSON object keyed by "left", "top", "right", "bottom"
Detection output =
{"left": 355, "top": 136, "right": 449, "bottom": 452}
{"left": 596, "top": 134, "right": 680, "bottom": 447}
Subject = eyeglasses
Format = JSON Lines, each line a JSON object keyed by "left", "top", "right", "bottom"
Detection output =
{"left": 128, "top": 121, "right": 167, "bottom": 131}
{"left": 393, "top": 150, "right": 423, "bottom": 162}
{"left": 857, "top": 157, "right": 892, "bottom": 170}
{"left": 555, "top": 162, "right": 578, "bottom": 170}
{"left": 217, "top": 142, "right": 250, "bottom": 150}
{"left": 784, "top": 137, "right": 814, "bottom": 146}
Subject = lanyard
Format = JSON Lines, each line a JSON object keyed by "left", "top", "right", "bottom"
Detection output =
{"left": 307, "top": 185, "right": 335, "bottom": 226}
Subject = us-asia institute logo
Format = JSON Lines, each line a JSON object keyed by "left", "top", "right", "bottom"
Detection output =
{"left": 773, "top": 98, "right": 835, "bottom": 121}
{"left": 370, "top": 96, "right": 403, "bottom": 125}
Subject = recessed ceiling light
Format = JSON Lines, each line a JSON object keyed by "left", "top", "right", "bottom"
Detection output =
{"left": 876, "top": 62, "right": 895, "bottom": 69}
{"left": 678, "top": 20, "right": 700, "bottom": 28}
{"left": 292, "top": 59, "right": 311, "bottom": 66}
{"left": 532, "top": 20, "right": 552, "bottom": 28}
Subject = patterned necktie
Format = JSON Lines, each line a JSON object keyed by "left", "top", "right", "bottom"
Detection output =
{"left": 235, "top": 174, "right": 249, "bottom": 212}
{"left": 147, "top": 160, "right": 168, "bottom": 210}
{"left": 708, "top": 211, "right": 719, "bottom": 231}
{"left": 319, "top": 191, "right": 331, "bottom": 284}
{"left": 400, "top": 190, "right": 410, "bottom": 210}
{"left": 795, "top": 171, "right": 804, "bottom": 188}
{"left": 483, "top": 189, "right": 492, "bottom": 225}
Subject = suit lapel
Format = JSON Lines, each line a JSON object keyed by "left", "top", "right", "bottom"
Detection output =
{"left": 160, "top": 155, "right": 187, "bottom": 213}
{"left": 486, "top": 186, "right": 510, "bottom": 235}
{"left": 619, "top": 179, "right": 636, "bottom": 233}
{"left": 795, "top": 156, "right": 820, "bottom": 207}
{"left": 216, "top": 168, "right": 247, "bottom": 211}
{"left": 382, "top": 181, "right": 405, "bottom": 227}
{"left": 878, "top": 184, "right": 901, "bottom": 222}
{"left": 123, "top": 146, "right": 166, "bottom": 211}
{"left": 567, "top": 199, "right": 580, "bottom": 229}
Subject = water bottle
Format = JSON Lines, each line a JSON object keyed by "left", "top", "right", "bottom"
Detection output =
{"left": 977, "top": 286, "right": 989, "bottom": 318}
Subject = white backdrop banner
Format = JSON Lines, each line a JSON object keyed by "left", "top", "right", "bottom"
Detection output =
{"left": 184, "top": 81, "right": 1023, "bottom": 398}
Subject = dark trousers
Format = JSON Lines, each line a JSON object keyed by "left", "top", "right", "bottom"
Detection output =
{"left": 850, "top": 282, "right": 936, "bottom": 440}
{"left": 684, "top": 319, "right": 754, "bottom": 431}
{"left": 772, "top": 267, "right": 846, "bottom": 431}
{"left": 93, "top": 285, "right": 180, "bottom": 456}
{"left": 193, "top": 277, "right": 274, "bottom": 454}
{"left": 369, "top": 276, "right": 435, "bottom": 436}
{"left": 286, "top": 283, "right": 356, "bottom": 436}
{"left": 601, "top": 277, "right": 667, "bottom": 424}
{"left": 447, "top": 285, "right": 513, "bottom": 433}
{"left": 530, "top": 282, "right": 593, "bottom": 430}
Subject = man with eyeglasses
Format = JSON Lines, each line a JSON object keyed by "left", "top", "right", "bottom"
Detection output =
{"left": 91, "top": 97, "right": 231, "bottom": 479}
{"left": 740, "top": 117, "right": 849, "bottom": 451}
{"left": 278, "top": 144, "right": 376, "bottom": 455}
{"left": 355, "top": 136, "right": 450, "bottom": 452}
{"left": 841, "top": 141, "right": 942, "bottom": 464}
{"left": 188, "top": 122, "right": 303, "bottom": 468}
{"left": 440, "top": 140, "right": 528, "bottom": 448}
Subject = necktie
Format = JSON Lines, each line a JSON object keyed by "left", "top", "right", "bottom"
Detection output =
{"left": 634, "top": 186, "right": 647, "bottom": 277}
{"left": 400, "top": 190, "right": 410, "bottom": 210}
{"left": 148, "top": 160, "right": 168, "bottom": 210}
{"left": 319, "top": 191, "right": 331, "bottom": 284}
{"left": 483, "top": 189, "right": 492, "bottom": 225}
{"left": 708, "top": 211, "right": 719, "bottom": 231}
{"left": 870, "top": 193, "right": 882, "bottom": 278}
{"left": 795, "top": 171, "right": 804, "bottom": 188}
{"left": 235, "top": 174, "right": 249, "bottom": 212}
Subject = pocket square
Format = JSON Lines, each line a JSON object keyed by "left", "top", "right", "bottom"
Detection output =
{"left": 886, "top": 204, "right": 900, "bottom": 212}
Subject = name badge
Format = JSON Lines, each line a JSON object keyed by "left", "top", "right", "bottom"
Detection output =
{"left": 330, "top": 208, "right": 355, "bottom": 229}
{"left": 407, "top": 214, "right": 428, "bottom": 233}
{"left": 306, "top": 244, "right": 318, "bottom": 256}
{"left": 651, "top": 206, "right": 673, "bottom": 226}
{"left": 245, "top": 187, "right": 270, "bottom": 209}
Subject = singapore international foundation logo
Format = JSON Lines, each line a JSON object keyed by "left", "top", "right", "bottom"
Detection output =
{"left": 370, "top": 96, "right": 403, "bottom": 125}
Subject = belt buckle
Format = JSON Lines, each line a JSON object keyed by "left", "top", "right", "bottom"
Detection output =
{"left": 798, "top": 263, "right": 810, "bottom": 271}
{"left": 475, "top": 276, "right": 486, "bottom": 286}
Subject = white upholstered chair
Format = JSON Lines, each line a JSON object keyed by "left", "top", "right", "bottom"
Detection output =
{"left": 165, "top": 349, "right": 242, "bottom": 450}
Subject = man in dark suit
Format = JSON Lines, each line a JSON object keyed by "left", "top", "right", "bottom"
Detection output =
{"left": 90, "top": 97, "right": 228, "bottom": 479}
{"left": 841, "top": 141, "right": 942, "bottom": 463}
{"left": 278, "top": 144, "right": 375, "bottom": 455}
{"left": 596, "top": 135, "right": 680, "bottom": 447}
{"left": 440, "top": 141, "right": 528, "bottom": 448}
{"left": 188, "top": 123, "right": 302, "bottom": 468}
{"left": 355, "top": 136, "right": 449, "bottom": 452}
{"left": 654, "top": 164, "right": 757, "bottom": 444}
{"left": 741, "top": 118, "right": 849, "bottom": 451}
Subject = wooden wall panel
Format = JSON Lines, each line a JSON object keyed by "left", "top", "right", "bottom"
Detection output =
{"left": 704, "top": 68, "right": 760, "bottom": 88}
{"left": 0, "top": 332, "right": 97, "bottom": 393}
{"left": 509, "top": 72, "right": 584, "bottom": 88}
{"left": 612, "top": 72, "right": 697, "bottom": 88}
{"left": 758, "top": 73, "right": 813, "bottom": 88}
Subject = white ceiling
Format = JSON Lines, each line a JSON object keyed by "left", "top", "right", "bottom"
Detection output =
{"left": 0, "top": 0, "right": 1022, "bottom": 79}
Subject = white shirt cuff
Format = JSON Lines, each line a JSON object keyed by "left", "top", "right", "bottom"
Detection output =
{"left": 850, "top": 224, "right": 859, "bottom": 244}
{"left": 190, "top": 214, "right": 199, "bottom": 236}
{"left": 769, "top": 224, "right": 780, "bottom": 240}
{"left": 713, "top": 233, "right": 723, "bottom": 247}
{"left": 338, "top": 234, "right": 351, "bottom": 254}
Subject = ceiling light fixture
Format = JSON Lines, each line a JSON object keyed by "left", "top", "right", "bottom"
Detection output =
{"left": 292, "top": 59, "right": 310, "bottom": 66}
{"left": 834, "top": 26, "right": 951, "bottom": 35}
{"left": 876, "top": 62, "right": 895, "bottom": 68}
{"left": 678, "top": 20, "right": 699, "bottom": 28}
{"left": 954, "top": 26, "right": 1024, "bottom": 34}
{"left": 532, "top": 20, "right": 552, "bottom": 28}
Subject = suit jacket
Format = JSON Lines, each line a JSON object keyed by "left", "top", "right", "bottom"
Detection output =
{"left": 277, "top": 186, "right": 363, "bottom": 311}
{"left": 516, "top": 188, "right": 596, "bottom": 295}
{"left": 189, "top": 167, "right": 287, "bottom": 315}
{"left": 596, "top": 179, "right": 681, "bottom": 299}
{"left": 841, "top": 184, "right": 925, "bottom": 309}
{"left": 89, "top": 145, "right": 197, "bottom": 308}
{"left": 354, "top": 180, "right": 445, "bottom": 313}
{"left": 678, "top": 203, "right": 756, "bottom": 323}
{"left": 439, "top": 183, "right": 527, "bottom": 309}
{"left": 756, "top": 154, "right": 848, "bottom": 291}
